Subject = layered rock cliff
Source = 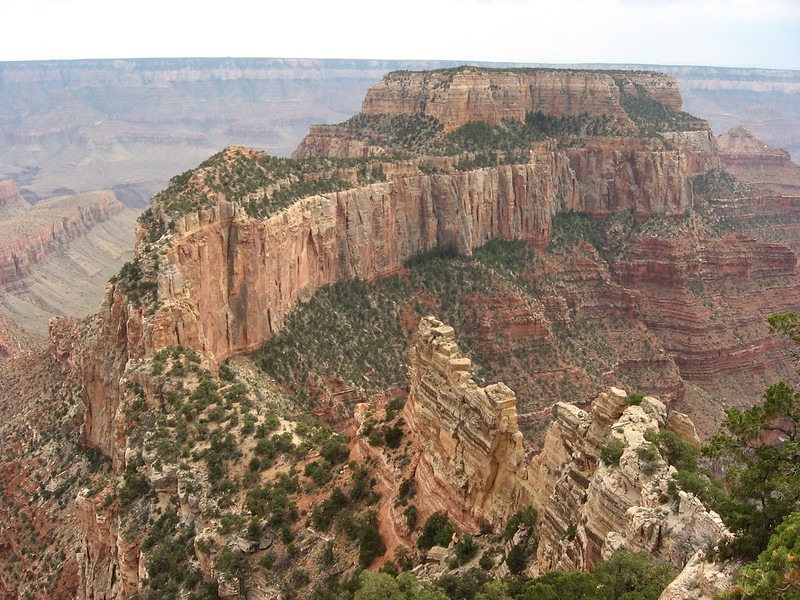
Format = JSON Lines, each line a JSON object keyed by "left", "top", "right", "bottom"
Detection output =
{"left": 297, "top": 68, "right": 687, "bottom": 142}
{"left": 0, "top": 183, "right": 126, "bottom": 288}
{"left": 405, "top": 316, "right": 534, "bottom": 532}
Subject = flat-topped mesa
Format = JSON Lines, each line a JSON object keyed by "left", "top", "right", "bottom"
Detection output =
{"left": 405, "top": 315, "right": 533, "bottom": 531}
{"left": 80, "top": 149, "right": 577, "bottom": 463}
{"left": 359, "top": 68, "right": 676, "bottom": 132}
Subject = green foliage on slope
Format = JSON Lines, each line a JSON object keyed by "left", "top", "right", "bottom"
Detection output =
{"left": 315, "top": 550, "right": 673, "bottom": 600}
{"left": 152, "top": 148, "right": 391, "bottom": 219}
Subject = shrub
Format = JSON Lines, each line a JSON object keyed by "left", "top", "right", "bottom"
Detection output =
{"left": 627, "top": 391, "right": 645, "bottom": 405}
{"left": 505, "top": 544, "right": 527, "bottom": 575}
{"left": 600, "top": 436, "right": 627, "bottom": 466}
{"left": 418, "top": 512, "right": 456, "bottom": 550}
{"left": 403, "top": 505, "right": 418, "bottom": 530}
{"left": 504, "top": 507, "right": 537, "bottom": 541}
{"left": 357, "top": 511, "right": 385, "bottom": 568}
{"left": 453, "top": 535, "right": 479, "bottom": 565}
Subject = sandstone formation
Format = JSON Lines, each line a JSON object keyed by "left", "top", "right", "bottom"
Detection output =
{"left": 531, "top": 392, "right": 728, "bottom": 572}
{"left": 81, "top": 136, "right": 703, "bottom": 463}
{"left": 658, "top": 549, "right": 741, "bottom": 600}
{"left": 76, "top": 64, "right": 800, "bottom": 499}
{"left": 612, "top": 233, "right": 800, "bottom": 387}
{"left": 309, "top": 68, "right": 685, "bottom": 137}
{"left": 405, "top": 316, "right": 533, "bottom": 531}
{"left": 80, "top": 149, "right": 585, "bottom": 463}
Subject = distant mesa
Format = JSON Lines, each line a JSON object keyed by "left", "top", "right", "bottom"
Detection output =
{"left": 718, "top": 125, "right": 800, "bottom": 195}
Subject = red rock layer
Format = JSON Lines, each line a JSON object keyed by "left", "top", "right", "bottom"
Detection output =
{"left": 718, "top": 125, "right": 800, "bottom": 195}
{"left": 613, "top": 234, "right": 800, "bottom": 387}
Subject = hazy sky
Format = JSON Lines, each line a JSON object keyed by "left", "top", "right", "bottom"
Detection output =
{"left": 3, "top": 0, "right": 799, "bottom": 70}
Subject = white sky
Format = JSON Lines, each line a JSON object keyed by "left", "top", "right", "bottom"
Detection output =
{"left": 2, "top": 0, "right": 799, "bottom": 70}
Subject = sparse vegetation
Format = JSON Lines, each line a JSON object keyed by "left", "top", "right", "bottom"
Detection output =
{"left": 600, "top": 436, "right": 627, "bottom": 466}
{"left": 153, "top": 147, "right": 393, "bottom": 219}
{"left": 109, "top": 260, "right": 158, "bottom": 309}
{"left": 691, "top": 167, "right": 750, "bottom": 199}
{"left": 418, "top": 512, "right": 457, "bottom": 550}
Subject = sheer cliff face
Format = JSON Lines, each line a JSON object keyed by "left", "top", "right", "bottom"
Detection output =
{"left": 405, "top": 316, "right": 533, "bottom": 532}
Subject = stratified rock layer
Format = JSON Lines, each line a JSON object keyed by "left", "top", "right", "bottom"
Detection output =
{"left": 344, "top": 68, "right": 682, "bottom": 134}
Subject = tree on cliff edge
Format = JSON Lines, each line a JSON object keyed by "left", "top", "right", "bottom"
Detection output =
{"left": 703, "top": 312, "right": 800, "bottom": 560}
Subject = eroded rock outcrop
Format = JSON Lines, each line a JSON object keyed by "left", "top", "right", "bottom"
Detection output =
{"left": 73, "top": 68, "right": 754, "bottom": 596}
{"left": 658, "top": 549, "right": 741, "bottom": 600}
{"left": 405, "top": 317, "right": 728, "bottom": 576}
{"left": 531, "top": 391, "right": 728, "bottom": 573}
{"left": 405, "top": 316, "right": 536, "bottom": 532}
{"left": 81, "top": 151, "right": 585, "bottom": 462}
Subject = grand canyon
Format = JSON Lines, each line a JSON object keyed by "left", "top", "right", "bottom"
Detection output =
{"left": 1, "top": 61, "right": 799, "bottom": 599}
